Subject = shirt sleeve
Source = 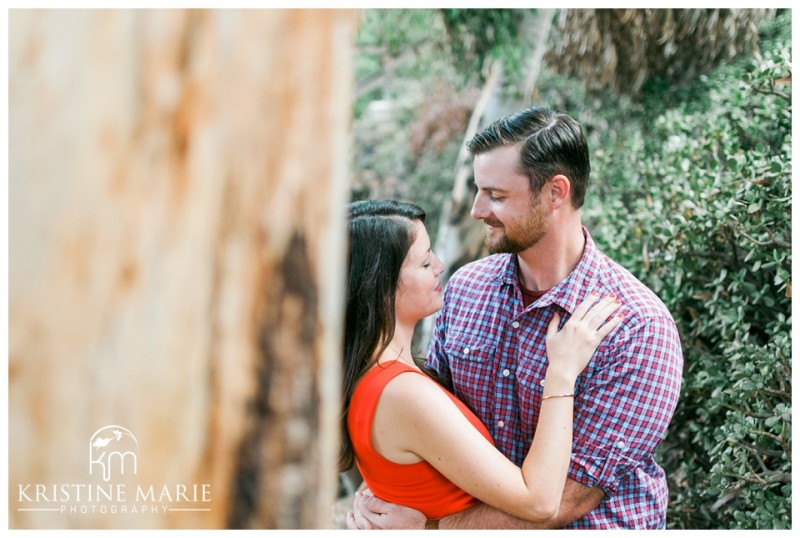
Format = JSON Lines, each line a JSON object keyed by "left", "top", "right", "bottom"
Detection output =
{"left": 568, "top": 314, "right": 684, "bottom": 495}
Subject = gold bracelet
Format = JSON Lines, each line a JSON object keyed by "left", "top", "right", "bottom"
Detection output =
{"left": 542, "top": 393, "right": 575, "bottom": 401}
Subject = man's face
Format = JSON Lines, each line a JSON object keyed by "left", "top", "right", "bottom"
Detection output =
{"left": 470, "top": 144, "right": 548, "bottom": 253}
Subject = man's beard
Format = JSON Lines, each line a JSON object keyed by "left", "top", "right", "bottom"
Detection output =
{"left": 484, "top": 200, "right": 547, "bottom": 254}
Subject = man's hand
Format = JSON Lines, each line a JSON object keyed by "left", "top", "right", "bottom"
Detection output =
{"left": 345, "top": 485, "right": 426, "bottom": 529}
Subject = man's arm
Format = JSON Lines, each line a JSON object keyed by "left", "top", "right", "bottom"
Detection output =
{"left": 440, "top": 479, "right": 603, "bottom": 529}
{"left": 348, "top": 479, "right": 603, "bottom": 529}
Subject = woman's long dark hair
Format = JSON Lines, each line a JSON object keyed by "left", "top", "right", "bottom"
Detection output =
{"left": 339, "top": 199, "right": 425, "bottom": 472}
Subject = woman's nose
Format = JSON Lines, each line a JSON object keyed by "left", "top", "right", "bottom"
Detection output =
{"left": 434, "top": 254, "right": 445, "bottom": 275}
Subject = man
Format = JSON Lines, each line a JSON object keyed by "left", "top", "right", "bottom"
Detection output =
{"left": 348, "top": 106, "right": 683, "bottom": 529}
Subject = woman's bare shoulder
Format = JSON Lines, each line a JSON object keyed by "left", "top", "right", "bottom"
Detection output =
{"left": 378, "top": 369, "right": 456, "bottom": 416}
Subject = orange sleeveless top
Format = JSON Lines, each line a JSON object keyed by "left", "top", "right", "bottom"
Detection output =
{"left": 347, "top": 360, "right": 495, "bottom": 519}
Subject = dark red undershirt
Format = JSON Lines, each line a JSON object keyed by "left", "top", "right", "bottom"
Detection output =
{"left": 520, "top": 281, "right": 548, "bottom": 308}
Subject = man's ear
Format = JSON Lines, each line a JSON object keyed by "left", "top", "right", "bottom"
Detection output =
{"left": 548, "top": 174, "right": 571, "bottom": 209}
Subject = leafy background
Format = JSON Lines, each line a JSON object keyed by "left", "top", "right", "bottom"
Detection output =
{"left": 348, "top": 9, "right": 792, "bottom": 529}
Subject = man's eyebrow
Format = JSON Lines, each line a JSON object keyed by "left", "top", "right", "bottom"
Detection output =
{"left": 474, "top": 182, "right": 509, "bottom": 192}
{"left": 472, "top": 179, "right": 508, "bottom": 192}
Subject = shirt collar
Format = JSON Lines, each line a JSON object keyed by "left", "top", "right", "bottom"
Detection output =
{"left": 495, "top": 227, "right": 604, "bottom": 315}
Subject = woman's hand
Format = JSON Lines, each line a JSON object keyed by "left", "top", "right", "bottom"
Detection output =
{"left": 545, "top": 293, "right": 623, "bottom": 383}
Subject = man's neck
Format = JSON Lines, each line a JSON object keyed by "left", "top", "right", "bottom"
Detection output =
{"left": 516, "top": 223, "right": 585, "bottom": 292}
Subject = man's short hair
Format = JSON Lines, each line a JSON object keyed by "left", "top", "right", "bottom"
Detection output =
{"left": 468, "top": 106, "right": 591, "bottom": 208}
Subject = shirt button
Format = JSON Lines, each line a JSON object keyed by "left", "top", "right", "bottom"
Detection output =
{"left": 502, "top": 369, "right": 511, "bottom": 377}
{"left": 539, "top": 379, "right": 546, "bottom": 386}
{"left": 616, "top": 441, "right": 626, "bottom": 450}
{"left": 511, "top": 321, "right": 520, "bottom": 329}
{"left": 497, "top": 421, "right": 505, "bottom": 428}
{"left": 464, "top": 347, "right": 470, "bottom": 354}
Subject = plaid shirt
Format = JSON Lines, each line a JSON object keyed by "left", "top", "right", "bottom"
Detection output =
{"left": 427, "top": 227, "right": 683, "bottom": 529}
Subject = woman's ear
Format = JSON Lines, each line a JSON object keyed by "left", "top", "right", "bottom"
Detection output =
{"left": 548, "top": 174, "right": 571, "bottom": 209}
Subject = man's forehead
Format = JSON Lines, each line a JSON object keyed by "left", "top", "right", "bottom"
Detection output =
{"left": 473, "top": 172, "right": 529, "bottom": 191}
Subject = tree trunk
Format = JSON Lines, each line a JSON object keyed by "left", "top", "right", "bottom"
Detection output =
{"left": 8, "top": 8, "right": 358, "bottom": 529}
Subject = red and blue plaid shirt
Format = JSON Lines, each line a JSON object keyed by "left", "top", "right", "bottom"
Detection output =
{"left": 427, "top": 227, "right": 683, "bottom": 529}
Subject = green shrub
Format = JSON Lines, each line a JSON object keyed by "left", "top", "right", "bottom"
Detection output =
{"left": 584, "top": 12, "right": 791, "bottom": 529}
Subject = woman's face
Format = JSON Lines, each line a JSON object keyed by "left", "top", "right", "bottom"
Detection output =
{"left": 395, "top": 220, "right": 445, "bottom": 325}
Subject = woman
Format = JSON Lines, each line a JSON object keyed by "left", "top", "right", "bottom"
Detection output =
{"left": 340, "top": 199, "right": 621, "bottom": 523}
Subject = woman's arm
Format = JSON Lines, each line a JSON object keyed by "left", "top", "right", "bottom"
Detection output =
{"left": 373, "top": 295, "right": 621, "bottom": 523}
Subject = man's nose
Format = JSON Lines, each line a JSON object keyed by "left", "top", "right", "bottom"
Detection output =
{"left": 470, "top": 192, "right": 487, "bottom": 220}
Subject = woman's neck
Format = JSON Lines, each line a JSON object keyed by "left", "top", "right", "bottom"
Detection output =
{"left": 382, "top": 342, "right": 415, "bottom": 367}
{"left": 380, "top": 323, "right": 416, "bottom": 367}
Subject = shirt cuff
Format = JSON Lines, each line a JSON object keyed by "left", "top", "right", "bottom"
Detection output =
{"left": 568, "top": 442, "right": 641, "bottom": 495}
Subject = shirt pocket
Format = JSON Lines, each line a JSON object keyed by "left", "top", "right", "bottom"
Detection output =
{"left": 444, "top": 335, "right": 497, "bottom": 399}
